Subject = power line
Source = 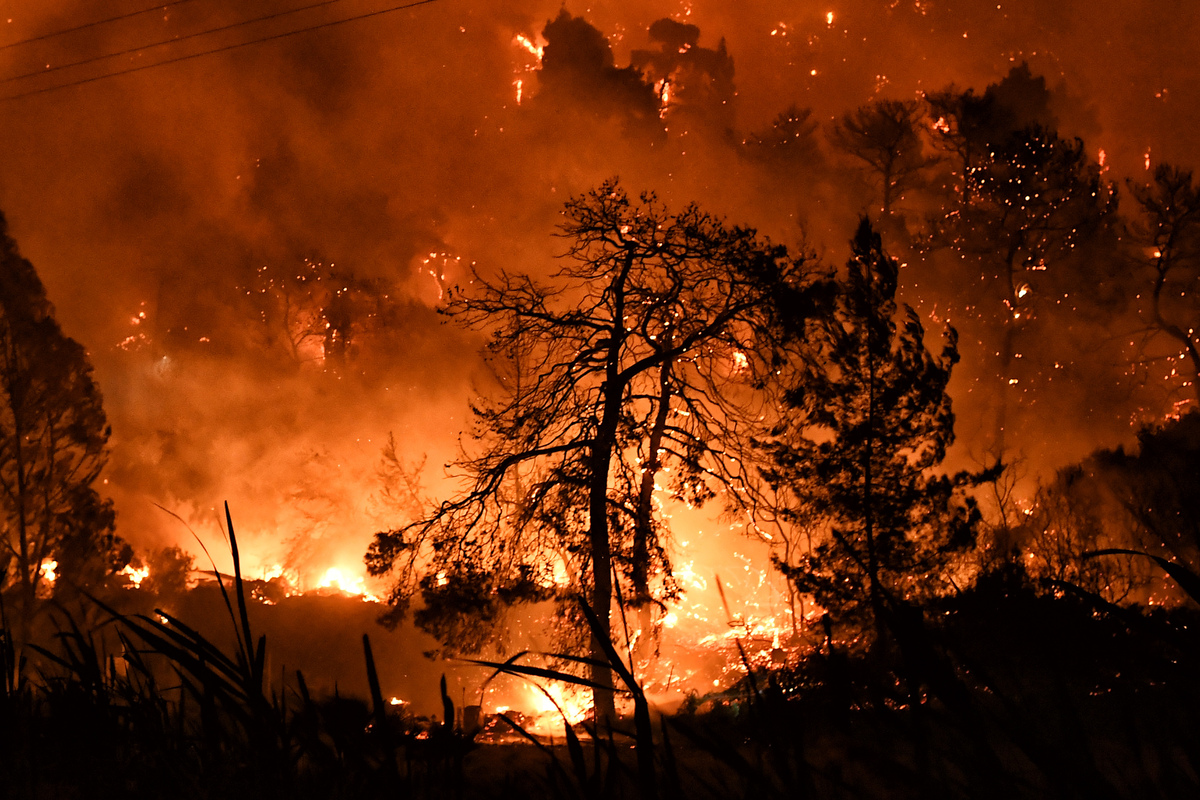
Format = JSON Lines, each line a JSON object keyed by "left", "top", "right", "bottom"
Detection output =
{"left": 0, "top": 0, "right": 439, "bottom": 102}
{"left": 2, "top": 0, "right": 348, "bottom": 84}
{"left": 0, "top": 0, "right": 200, "bottom": 52}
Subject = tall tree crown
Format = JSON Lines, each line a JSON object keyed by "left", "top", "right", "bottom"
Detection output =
{"left": 366, "top": 181, "right": 814, "bottom": 655}
{"left": 761, "top": 219, "right": 979, "bottom": 627}
{"left": 0, "top": 213, "right": 116, "bottom": 631}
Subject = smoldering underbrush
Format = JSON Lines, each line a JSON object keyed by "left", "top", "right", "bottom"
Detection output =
{"left": 4, "top": 512, "right": 1200, "bottom": 800}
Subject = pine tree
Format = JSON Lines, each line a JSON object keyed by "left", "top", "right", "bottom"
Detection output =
{"left": 0, "top": 212, "right": 116, "bottom": 644}
{"left": 829, "top": 100, "right": 931, "bottom": 216}
{"left": 761, "top": 219, "right": 981, "bottom": 633}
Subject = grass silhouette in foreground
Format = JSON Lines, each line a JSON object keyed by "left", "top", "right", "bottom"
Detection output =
{"left": 4, "top": 506, "right": 1200, "bottom": 799}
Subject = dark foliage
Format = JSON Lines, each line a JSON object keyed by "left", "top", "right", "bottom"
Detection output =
{"left": 760, "top": 219, "right": 984, "bottom": 631}
{"left": 829, "top": 100, "right": 931, "bottom": 216}
{"left": 0, "top": 212, "right": 121, "bottom": 646}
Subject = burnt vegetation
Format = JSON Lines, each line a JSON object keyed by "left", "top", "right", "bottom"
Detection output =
{"left": 6, "top": 22, "right": 1200, "bottom": 800}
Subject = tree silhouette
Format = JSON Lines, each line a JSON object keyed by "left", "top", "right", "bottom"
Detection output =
{"left": 630, "top": 18, "right": 736, "bottom": 128}
{"left": 0, "top": 213, "right": 116, "bottom": 646}
{"left": 367, "top": 181, "right": 814, "bottom": 722}
{"left": 533, "top": 10, "right": 661, "bottom": 136}
{"left": 829, "top": 100, "right": 930, "bottom": 216}
{"left": 1094, "top": 413, "right": 1200, "bottom": 574}
{"left": 927, "top": 125, "right": 1113, "bottom": 458}
{"left": 1126, "top": 164, "right": 1200, "bottom": 407}
{"left": 744, "top": 104, "right": 824, "bottom": 174}
{"left": 247, "top": 256, "right": 402, "bottom": 368}
{"left": 925, "top": 63, "right": 1059, "bottom": 207}
{"left": 760, "top": 219, "right": 982, "bottom": 634}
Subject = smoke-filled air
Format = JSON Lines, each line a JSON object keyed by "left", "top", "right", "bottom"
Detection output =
{"left": 4, "top": 1, "right": 1200, "bottom": 797}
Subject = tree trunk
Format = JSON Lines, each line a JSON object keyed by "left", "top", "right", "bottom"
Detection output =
{"left": 586, "top": 251, "right": 636, "bottom": 727}
{"left": 588, "top": 428, "right": 618, "bottom": 726}
{"left": 630, "top": 361, "right": 673, "bottom": 662}
{"left": 1151, "top": 256, "right": 1200, "bottom": 407}
{"left": 881, "top": 164, "right": 894, "bottom": 216}
{"left": 632, "top": 360, "right": 672, "bottom": 608}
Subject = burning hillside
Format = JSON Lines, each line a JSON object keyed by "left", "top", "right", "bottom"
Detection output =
{"left": 4, "top": 2, "right": 1200, "bottom": 798}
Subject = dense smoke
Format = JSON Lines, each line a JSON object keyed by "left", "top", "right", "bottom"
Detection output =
{"left": 1, "top": 0, "right": 1197, "bottom": 633}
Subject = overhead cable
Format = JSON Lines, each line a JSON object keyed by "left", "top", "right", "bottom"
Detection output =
{"left": 0, "top": 0, "right": 440, "bottom": 102}
{"left": 0, "top": 0, "right": 200, "bottom": 51}
{"left": 2, "top": 0, "right": 348, "bottom": 84}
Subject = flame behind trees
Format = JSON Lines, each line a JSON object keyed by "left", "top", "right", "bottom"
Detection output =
{"left": 366, "top": 181, "right": 818, "bottom": 722}
{"left": 0, "top": 214, "right": 117, "bottom": 645}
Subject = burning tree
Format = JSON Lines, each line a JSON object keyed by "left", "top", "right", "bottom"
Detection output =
{"left": 367, "top": 181, "right": 814, "bottom": 722}
{"left": 926, "top": 124, "right": 1113, "bottom": 458}
{"left": 1126, "top": 163, "right": 1200, "bottom": 407}
{"left": 0, "top": 214, "right": 117, "bottom": 645}
{"left": 760, "top": 220, "right": 983, "bottom": 635}
{"left": 925, "top": 64, "right": 1059, "bottom": 208}
{"left": 247, "top": 257, "right": 402, "bottom": 367}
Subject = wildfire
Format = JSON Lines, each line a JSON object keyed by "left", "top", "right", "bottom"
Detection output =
{"left": 514, "top": 33, "right": 544, "bottom": 61}
{"left": 519, "top": 682, "right": 592, "bottom": 736}
{"left": 119, "top": 563, "right": 150, "bottom": 587}
{"left": 656, "top": 78, "right": 672, "bottom": 118}
{"left": 421, "top": 252, "right": 457, "bottom": 301}
{"left": 315, "top": 567, "right": 381, "bottom": 602}
{"left": 117, "top": 301, "right": 151, "bottom": 351}
{"left": 511, "top": 32, "right": 545, "bottom": 104}
{"left": 262, "top": 563, "right": 290, "bottom": 582}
